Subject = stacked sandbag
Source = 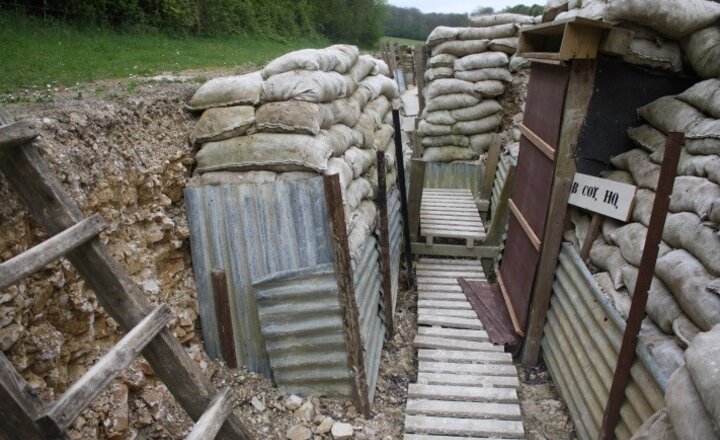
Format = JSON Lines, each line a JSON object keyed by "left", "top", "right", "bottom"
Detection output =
{"left": 419, "top": 14, "right": 537, "bottom": 163}
{"left": 567, "top": 79, "right": 720, "bottom": 376}
{"left": 186, "top": 45, "right": 403, "bottom": 262}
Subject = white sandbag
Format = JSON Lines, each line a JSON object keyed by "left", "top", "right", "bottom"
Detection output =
{"left": 457, "top": 23, "right": 518, "bottom": 40}
{"left": 423, "top": 146, "right": 479, "bottom": 163}
{"left": 610, "top": 149, "right": 660, "bottom": 190}
{"left": 623, "top": 37, "right": 683, "bottom": 72}
{"left": 431, "top": 39, "right": 491, "bottom": 57}
{"left": 369, "top": 57, "right": 390, "bottom": 77}
{"left": 638, "top": 96, "right": 704, "bottom": 134}
{"left": 663, "top": 212, "right": 720, "bottom": 276}
{"left": 708, "top": 158, "right": 720, "bottom": 185}
{"left": 418, "top": 120, "right": 452, "bottom": 137}
{"left": 450, "top": 100, "right": 503, "bottom": 122}
{"left": 469, "top": 133, "right": 498, "bottom": 153}
{"left": 421, "top": 134, "right": 471, "bottom": 148}
{"left": 348, "top": 55, "right": 376, "bottom": 83}
{"left": 455, "top": 52, "right": 510, "bottom": 72}
{"left": 594, "top": 272, "right": 631, "bottom": 320}
{"left": 364, "top": 96, "right": 392, "bottom": 128}
{"left": 621, "top": 265, "right": 682, "bottom": 333}
{"left": 326, "top": 125, "right": 363, "bottom": 156}
{"left": 670, "top": 176, "right": 720, "bottom": 218}
{"left": 345, "top": 178, "right": 373, "bottom": 210}
{"left": 627, "top": 124, "right": 666, "bottom": 153}
{"left": 193, "top": 106, "right": 255, "bottom": 143}
{"left": 650, "top": 149, "right": 717, "bottom": 178}
{"left": 665, "top": 366, "right": 718, "bottom": 440}
{"left": 609, "top": 222, "right": 671, "bottom": 267}
{"left": 454, "top": 67, "right": 513, "bottom": 82}
{"left": 425, "top": 67, "right": 455, "bottom": 82}
{"left": 326, "top": 157, "right": 353, "bottom": 189}
{"left": 331, "top": 98, "right": 362, "bottom": 128}
{"left": 631, "top": 189, "right": 654, "bottom": 227}
{"left": 601, "top": 218, "right": 621, "bottom": 244}
{"left": 571, "top": 208, "right": 590, "bottom": 244}
{"left": 427, "top": 54, "right": 457, "bottom": 68}
{"left": 685, "top": 324, "right": 720, "bottom": 432}
{"left": 425, "top": 78, "right": 477, "bottom": 99}
{"left": 629, "top": 409, "right": 677, "bottom": 440}
{"left": 600, "top": 169, "right": 635, "bottom": 185}
{"left": 196, "top": 133, "right": 333, "bottom": 173}
{"left": 509, "top": 54, "right": 530, "bottom": 72}
{"left": 425, "top": 94, "right": 481, "bottom": 112}
{"left": 588, "top": 239, "right": 627, "bottom": 289}
{"left": 678, "top": 78, "right": 720, "bottom": 119}
{"left": 672, "top": 315, "right": 701, "bottom": 349}
{"left": 473, "top": 80, "right": 506, "bottom": 98}
{"left": 261, "top": 70, "right": 349, "bottom": 103}
{"left": 254, "top": 101, "right": 332, "bottom": 135}
{"left": 372, "top": 125, "right": 394, "bottom": 151}
{"left": 686, "top": 119, "right": 720, "bottom": 147}
{"left": 426, "top": 26, "right": 460, "bottom": 46}
{"left": 656, "top": 249, "right": 720, "bottom": 331}
{"left": 424, "top": 110, "right": 456, "bottom": 126}
{"left": 452, "top": 113, "right": 502, "bottom": 136}
{"left": 604, "top": 0, "right": 720, "bottom": 39}
{"left": 354, "top": 114, "right": 377, "bottom": 150}
{"left": 681, "top": 25, "right": 720, "bottom": 79}
{"left": 358, "top": 75, "right": 399, "bottom": 102}
{"left": 261, "top": 45, "right": 359, "bottom": 79}
{"left": 639, "top": 320, "right": 685, "bottom": 377}
{"left": 187, "top": 71, "right": 262, "bottom": 110}
{"left": 343, "top": 147, "right": 376, "bottom": 178}
{"left": 489, "top": 37, "right": 519, "bottom": 54}
{"left": 468, "top": 13, "right": 536, "bottom": 27}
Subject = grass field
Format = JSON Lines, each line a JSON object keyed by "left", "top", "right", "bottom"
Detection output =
{"left": 381, "top": 36, "right": 425, "bottom": 46}
{"left": 0, "top": 11, "right": 328, "bottom": 94}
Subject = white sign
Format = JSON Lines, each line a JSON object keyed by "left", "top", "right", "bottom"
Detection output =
{"left": 568, "top": 173, "right": 636, "bottom": 221}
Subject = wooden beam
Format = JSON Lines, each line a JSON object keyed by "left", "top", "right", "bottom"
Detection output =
{"left": 186, "top": 388, "right": 235, "bottom": 440}
{"left": 521, "top": 59, "right": 596, "bottom": 366}
{"left": 0, "top": 214, "right": 106, "bottom": 291}
{"left": 0, "top": 139, "right": 253, "bottom": 439}
{"left": 479, "top": 140, "right": 501, "bottom": 204}
{"left": 519, "top": 123, "right": 556, "bottom": 160}
{"left": 393, "top": 109, "right": 415, "bottom": 287}
{"left": 37, "top": 305, "right": 172, "bottom": 435}
{"left": 599, "top": 132, "right": 683, "bottom": 440}
{"left": 481, "top": 165, "right": 516, "bottom": 280}
{"left": 497, "top": 271, "right": 523, "bottom": 336}
{"left": 322, "top": 174, "right": 371, "bottom": 418}
{"left": 508, "top": 199, "right": 541, "bottom": 251}
{"left": 408, "top": 159, "right": 426, "bottom": 243}
{"left": 0, "top": 353, "right": 45, "bottom": 440}
{"left": 211, "top": 270, "right": 238, "bottom": 369}
{"left": 579, "top": 213, "right": 601, "bottom": 261}
{"left": 376, "top": 151, "right": 395, "bottom": 337}
{"left": 413, "top": 45, "right": 426, "bottom": 115}
{"left": 0, "top": 120, "right": 39, "bottom": 152}
{"left": 411, "top": 242, "right": 501, "bottom": 259}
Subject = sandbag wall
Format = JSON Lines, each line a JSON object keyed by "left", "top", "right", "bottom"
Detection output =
{"left": 183, "top": 45, "right": 410, "bottom": 403}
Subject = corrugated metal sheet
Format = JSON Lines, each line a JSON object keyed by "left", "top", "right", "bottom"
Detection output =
{"left": 388, "top": 185, "right": 403, "bottom": 312}
{"left": 543, "top": 244, "right": 666, "bottom": 440}
{"left": 184, "top": 177, "right": 333, "bottom": 377}
{"left": 353, "top": 234, "right": 386, "bottom": 403}
{"left": 492, "top": 151, "right": 517, "bottom": 270}
{"left": 252, "top": 264, "right": 353, "bottom": 398}
{"left": 423, "top": 162, "right": 483, "bottom": 195}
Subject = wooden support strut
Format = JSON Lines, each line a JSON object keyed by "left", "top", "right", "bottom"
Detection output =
{"left": 392, "top": 109, "right": 415, "bottom": 288}
{"left": 408, "top": 159, "right": 426, "bottom": 243}
{"left": 376, "top": 151, "right": 395, "bottom": 337}
{"left": 186, "top": 388, "right": 235, "bottom": 440}
{"left": 599, "top": 132, "right": 683, "bottom": 440}
{"left": 211, "top": 270, "right": 238, "bottom": 369}
{"left": 413, "top": 45, "right": 426, "bottom": 116}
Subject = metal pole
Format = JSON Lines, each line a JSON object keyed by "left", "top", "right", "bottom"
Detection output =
{"left": 392, "top": 109, "right": 415, "bottom": 288}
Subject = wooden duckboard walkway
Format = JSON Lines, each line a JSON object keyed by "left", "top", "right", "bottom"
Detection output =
{"left": 421, "top": 189, "right": 486, "bottom": 247}
{"left": 404, "top": 258, "right": 526, "bottom": 439}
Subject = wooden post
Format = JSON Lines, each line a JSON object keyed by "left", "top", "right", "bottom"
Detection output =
{"left": 599, "top": 132, "right": 683, "bottom": 440}
{"left": 389, "top": 42, "right": 398, "bottom": 74}
{"left": 0, "top": 353, "right": 44, "bottom": 439}
{"left": 413, "top": 118, "right": 424, "bottom": 159}
{"left": 392, "top": 109, "right": 415, "bottom": 287}
{"left": 521, "top": 60, "right": 597, "bottom": 366}
{"left": 407, "top": 159, "right": 426, "bottom": 243}
{"left": 322, "top": 174, "right": 371, "bottom": 418}
{"left": 210, "top": 270, "right": 238, "bottom": 369}
{"left": 481, "top": 165, "right": 516, "bottom": 280}
{"left": 376, "top": 151, "right": 395, "bottom": 337}
{"left": 579, "top": 213, "right": 602, "bottom": 261}
{"left": 478, "top": 140, "right": 501, "bottom": 220}
{"left": 413, "top": 45, "right": 426, "bottom": 115}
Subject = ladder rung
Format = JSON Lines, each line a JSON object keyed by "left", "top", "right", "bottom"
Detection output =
{"left": 36, "top": 304, "right": 172, "bottom": 435}
{"left": 0, "top": 120, "right": 39, "bottom": 152}
{"left": 0, "top": 214, "right": 106, "bottom": 291}
{"left": 186, "top": 388, "right": 235, "bottom": 440}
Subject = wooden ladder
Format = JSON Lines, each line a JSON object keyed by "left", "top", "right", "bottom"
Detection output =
{"left": 0, "top": 108, "right": 251, "bottom": 440}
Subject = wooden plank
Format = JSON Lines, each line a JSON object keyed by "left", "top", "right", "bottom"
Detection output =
{"left": 411, "top": 242, "right": 499, "bottom": 259}
{"left": 519, "top": 123, "right": 556, "bottom": 160}
{"left": 376, "top": 151, "right": 395, "bottom": 335}
{"left": 508, "top": 199, "right": 541, "bottom": 251}
{"left": 406, "top": 399, "right": 522, "bottom": 419}
{"left": 0, "top": 214, "right": 106, "bottom": 291}
{"left": 417, "top": 300, "right": 472, "bottom": 310}
{"left": 38, "top": 305, "right": 172, "bottom": 435}
{"left": 418, "top": 308, "right": 477, "bottom": 318}
{"left": 405, "top": 434, "right": 507, "bottom": 440}
{"left": 418, "top": 258, "right": 481, "bottom": 266}
{"left": 413, "top": 336, "right": 503, "bottom": 352}
{"left": 0, "top": 353, "right": 45, "bottom": 439}
{"left": 418, "top": 362, "right": 517, "bottom": 376}
{"left": 186, "top": 388, "right": 235, "bottom": 440}
{"left": 417, "top": 349, "right": 512, "bottom": 364}
{"left": 417, "top": 284, "right": 464, "bottom": 293}
{"left": 0, "top": 120, "right": 39, "bottom": 152}
{"left": 579, "top": 212, "right": 601, "bottom": 261}
{"left": 414, "top": 45, "right": 426, "bottom": 115}
{"left": 393, "top": 109, "right": 415, "bottom": 288}
{"left": 497, "top": 271, "right": 523, "bottom": 337}
{"left": 404, "top": 415, "right": 524, "bottom": 438}
{"left": 408, "top": 384, "right": 518, "bottom": 403}
{"left": 210, "top": 270, "right": 238, "bottom": 369}
{"left": 408, "top": 159, "right": 426, "bottom": 243}
{"left": 417, "top": 327, "right": 490, "bottom": 342}
{"left": 479, "top": 141, "right": 501, "bottom": 215}
{"left": 323, "top": 174, "right": 371, "bottom": 417}
{"left": 416, "top": 269, "right": 485, "bottom": 278}
{"left": 418, "top": 293, "right": 469, "bottom": 302}
{"left": 418, "top": 315, "right": 486, "bottom": 330}
{"left": 417, "top": 373, "right": 520, "bottom": 388}
{"left": 421, "top": 229, "right": 485, "bottom": 240}
{"left": 0, "top": 139, "right": 253, "bottom": 439}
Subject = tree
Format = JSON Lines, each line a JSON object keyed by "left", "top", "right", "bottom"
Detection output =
{"left": 383, "top": 5, "right": 467, "bottom": 42}
{"left": 473, "top": 6, "right": 495, "bottom": 14}
{"left": 502, "top": 4, "right": 544, "bottom": 16}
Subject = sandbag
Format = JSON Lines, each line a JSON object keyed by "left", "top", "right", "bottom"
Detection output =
{"left": 254, "top": 101, "right": 331, "bottom": 135}
{"left": 669, "top": 176, "right": 720, "bottom": 218}
{"left": 600, "top": 169, "right": 635, "bottom": 185}
{"left": 452, "top": 113, "right": 502, "bottom": 136}
{"left": 331, "top": 98, "right": 362, "bottom": 128}
{"left": 710, "top": 158, "right": 720, "bottom": 185}
{"left": 639, "top": 319, "right": 685, "bottom": 376}
{"left": 357, "top": 75, "right": 399, "bottom": 102}
{"left": 665, "top": 366, "right": 719, "bottom": 440}
{"left": 623, "top": 37, "right": 682, "bottom": 72}
{"left": 469, "top": 133, "right": 498, "bottom": 153}
{"left": 425, "top": 67, "right": 455, "bottom": 82}
{"left": 594, "top": 272, "right": 631, "bottom": 319}
{"left": 424, "top": 110, "right": 456, "bottom": 126}
{"left": 372, "top": 125, "right": 394, "bottom": 151}
{"left": 457, "top": 23, "right": 518, "bottom": 40}
{"left": 629, "top": 409, "right": 677, "bottom": 440}
{"left": 455, "top": 52, "right": 509, "bottom": 71}
{"left": 343, "top": 147, "right": 375, "bottom": 178}
{"left": 421, "top": 134, "right": 470, "bottom": 148}
{"left": 261, "top": 70, "right": 349, "bottom": 103}
{"left": 187, "top": 71, "right": 262, "bottom": 110}
{"left": 621, "top": 265, "right": 682, "bottom": 333}
{"left": 711, "top": 199, "right": 720, "bottom": 224}
{"left": 431, "top": 39, "right": 491, "bottom": 57}
{"left": 193, "top": 106, "right": 255, "bottom": 143}
{"left": 663, "top": 212, "right": 720, "bottom": 276}
{"left": 196, "top": 133, "right": 333, "bottom": 173}
{"left": 489, "top": 37, "right": 519, "bottom": 54}
{"left": 326, "top": 157, "right": 353, "bottom": 189}
{"left": 468, "top": 13, "right": 536, "bottom": 27}
{"left": 427, "top": 26, "right": 460, "bottom": 46}
{"left": 450, "top": 100, "right": 502, "bottom": 122}
{"left": 327, "top": 125, "right": 363, "bottom": 156}
{"left": 348, "top": 219, "right": 371, "bottom": 261}
{"left": 425, "top": 78, "right": 476, "bottom": 99}
{"left": 473, "top": 80, "right": 506, "bottom": 98}
{"left": 627, "top": 124, "right": 666, "bottom": 153}
{"left": 656, "top": 249, "right": 720, "bottom": 331}
{"left": 364, "top": 96, "right": 392, "bottom": 128}
{"left": 685, "top": 324, "right": 720, "bottom": 432}
{"left": 369, "top": 57, "right": 390, "bottom": 76}
{"left": 354, "top": 114, "right": 377, "bottom": 150}
{"left": 454, "top": 67, "right": 513, "bottom": 83}
{"left": 261, "top": 45, "right": 358, "bottom": 79}
{"left": 570, "top": 209, "right": 590, "bottom": 244}
{"left": 348, "top": 55, "right": 376, "bottom": 83}
{"left": 610, "top": 149, "right": 660, "bottom": 190}
{"left": 191, "top": 170, "right": 277, "bottom": 186}
{"left": 418, "top": 120, "right": 452, "bottom": 137}
{"left": 425, "top": 94, "right": 481, "bottom": 112}
{"left": 589, "top": 239, "right": 627, "bottom": 289}
{"left": 631, "top": 189, "right": 654, "bottom": 227}
{"left": 638, "top": 96, "right": 704, "bottom": 134}
{"left": 672, "top": 315, "right": 701, "bottom": 349}
{"left": 609, "top": 222, "right": 671, "bottom": 267}
{"left": 345, "top": 178, "right": 373, "bottom": 210}
{"left": 677, "top": 79, "right": 720, "bottom": 119}
{"left": 509, "top": 55, "right": 530, "bottom": 72}
{"left": 681, "top": 25, "right": 720, "bottom": 79}
{"left": 427, "top": 54, "right": 457, "bottom": 68}
{"left": 601, "top": 218, "right": 621, "bottom": 244}
{"left": 604, "top": 0, "right": 720, "bottom": 39}
{"left": 651, "top": 149, "right": 716, "bottom": 177}
{"left": 422, "top": 146, "right": 479, "bottom": 163}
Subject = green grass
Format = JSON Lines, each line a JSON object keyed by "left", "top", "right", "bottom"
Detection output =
{"left": 0, "top": 11, "right": 329, "bottom": 94}
{"left": 381, "top": 36, "right": 425, "bottom": 46}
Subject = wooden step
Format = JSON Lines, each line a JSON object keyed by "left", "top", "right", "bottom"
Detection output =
{"left": 36, "top": 305, "right": 172, "bottom": 435}
{"left": 0, "top": 214, "right": 106, "bottom": 291}
{"left": 406, "top": 399, "right": 522, "bottom": 420}
{"left": 186, "top": 388, "right": 235, "bottom": 440}
{"left": 418, "top": 362, "right": 517, "bottom": 376}
{"left": 404, "top": 415, "right": 524, "bottom": 438}
{"left": 417, "top": 349, "right": 512, "bottom": 364}
{"left": 405, "top": 434, "right": 515, "bottom": 440}
{"left": 418, "top": 308, "right": 477, "bottom": 318}
{"left": 417, "top": 327, "right": 490, "bottom": 342}
{"left": 417, "top": 284, "right": 463, "bottom": 293}
{"left": 417, "top": 300, "right": 472, "bottom": 310}
{"left": 418, "top": 293, "right": 468, "bottom": 302}
{"left": 417, "top": 373, "right": 520, "bottom": 388}
{"left": 408, "top": 384, "right": 518, "bottom": 403}
{"left": 417, "top": 315, "right": 485, "bottom": 330}
{"left": 413, "top": 336, "right": 502, "bottom": 352}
